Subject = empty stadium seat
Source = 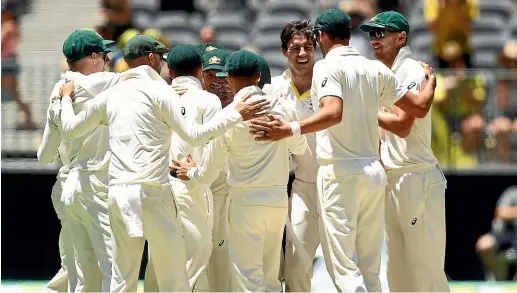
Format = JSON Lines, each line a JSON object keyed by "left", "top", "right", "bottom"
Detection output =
{"left": 264, "top": 0, "right": 313, "bottom": 18}
{"left": 472, "top": 33, "right": 505, "bottom": 53}
{"left": 472, "top": 51, "right": 498, "bottom": 68}
{"left": 477, "top": 0, "right": 513, "bottom": 21}
{"left": 132, "top": 11, "right": 154, "bottom": 30}
{"left": 163, "top": 30, "right": 199, "bottom": 46}
{"left": 216, "top": 32, "right": 248, "bottom": 52}
{"left": 509, "top": 16, "right": 517, "bottom": 39}
{"left": 253, "top": 32, "right": 281, "bottom": 52}
{"left": 131, "top": 0, "right": 160, "bottom": 13}
{"left": 254, "top": 14, "right": 300, "bottom": 36}
{"left": 207, "top": 13, "right": 248, "bottom": 34}
{"left": 155, "top": 11, "right": 191, "bottom": 31}
{"left": 264, "top": 52, "right": 288, "bottom": 69}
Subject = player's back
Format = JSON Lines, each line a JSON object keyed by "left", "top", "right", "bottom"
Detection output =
{"left": 104, "top": 68, "right": 174, "bottom": 186}
{"left": 225, "top": 85, "right": 298, "bottom": 188}
{"left": 311, "top": 46, "right": 401, "bottom": 170}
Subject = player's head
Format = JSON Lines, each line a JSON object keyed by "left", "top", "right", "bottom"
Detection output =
{"left": 280, "top": 19, "right": 316, "bottom": 75}
{"left": 360, "top": 11, "right": 410, "bottom": 64}
{"left": 167, "top": 44, "right": 203, "bottom": 80}
{"left": 221, "top": 50, "right": 261, "bottom": 95}
{"left": 202, "top": 48, "right": 230, "bottom": 94}
{"left": 63, "top": 30, "right": 114, "bottom": 74}
{"left": 218, "top": 52, "right": 271, "bottom": 89}
{"left": 123, "top": 34, "right": 171, "bottom": 74}
{"left": 313, "top": 9, "right": 352, "bottom": 57}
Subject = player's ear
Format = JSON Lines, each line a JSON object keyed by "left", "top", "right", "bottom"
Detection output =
{"left": 281, "top": 47, "right": 288, "bottom": 57}
{"left": 399, "top": 32, "right": 407, "bottom": 47}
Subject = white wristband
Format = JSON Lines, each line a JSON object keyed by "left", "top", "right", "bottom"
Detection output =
{"left": 288, "top": 121, "right": 301, "bottom": 136}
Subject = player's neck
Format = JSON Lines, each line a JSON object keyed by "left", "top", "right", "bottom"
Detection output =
{"left": 291, "top": 71, "right": 312, "bottom": 94}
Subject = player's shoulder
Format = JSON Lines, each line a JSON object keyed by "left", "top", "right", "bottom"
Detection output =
{"left": 399, "top": 57, "right": 426, "bottom": 79}
{"left": 198, "top": 89, "right": 222, "bottom": 110}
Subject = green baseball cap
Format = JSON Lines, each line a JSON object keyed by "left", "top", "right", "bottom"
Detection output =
{"left": 216, "top": 53, "right": 270, "bottom": 82}
{"left": 313, "top": 8, "right": 352, "bottom": 39}
{"left": 220, "top": 50, "right": 260, "bottom": 77}
{"left": 197, "top": 43, "right": 227, "bottom": 54}
{"left": 63, "top": 30, "right": 114, "bottom": 62}
{"left": 202, "top": 48, "right": 230, "bottom": 72}
{"left": 123, "top": 34, "right": 171, "bottom": 62}
{"left": 359, "top": 11, "right": 410, "bottom": 36}
{"left": 167, "top": 44, "right": 202, "bottom": 73}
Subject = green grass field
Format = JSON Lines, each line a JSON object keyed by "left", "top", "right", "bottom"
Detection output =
{"left": 2, "top": 280, "right": 517, "bottom": 293}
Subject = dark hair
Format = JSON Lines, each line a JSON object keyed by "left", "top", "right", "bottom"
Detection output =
{"left": 324, "top": 28, "right": 351, "bottom": 41}
{"left": 176, "top": 65, "right": 202, "bottom": 77}
{"left": 280, "top": 19, "right": 316, "bottom": 51}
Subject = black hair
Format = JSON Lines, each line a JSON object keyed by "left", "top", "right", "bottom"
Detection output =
{"left": 280, "top": 19, "right": 316, "bottom": 50}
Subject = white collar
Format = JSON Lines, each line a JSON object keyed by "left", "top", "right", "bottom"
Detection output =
{"left": 325, "top": 45, "right": 361, "bottom": 59}
{"left": 281, "top": 69, "right": 292, "bottom": 80}
{"left": 234, "top": 85, "right": 264, "bottom": 101}
{"left": 171, "top": 76, "right": 202, "bottom": 89}
{"left": 62, "top": 70, "right": 85, "bottom": 82}
{"left": 391, "top": 46, "right": 414, "bottom": 73}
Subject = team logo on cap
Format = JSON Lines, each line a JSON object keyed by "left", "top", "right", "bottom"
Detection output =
{"left": 208, "top": 56, "right": 221, "bottom": 65}
{"left": 206, "top": 46, "right": 217, "bottom": 52}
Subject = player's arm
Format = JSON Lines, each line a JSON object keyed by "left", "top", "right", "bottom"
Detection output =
{"left": 37, "top": 101, "right": 62, "bottom": 164}
{"left": 268, "top": 97, "right": 308, "bottom": 155}
{"left": 249, "top": 62, "right": 343, "bottom": 141}
{"left": 159, "top": 85, "right": 269, "bottom": 147}
{"left": 378, "top": 107, "right": 415, "bottom": 138}
{"left": 384, "top": 64, "right": 437, "bottom": 118}
{"left": 59, "top": 81, "right": 108, "bottom": 140}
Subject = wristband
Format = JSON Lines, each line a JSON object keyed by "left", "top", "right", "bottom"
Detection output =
{"left": 288, "top": 121, "right": 301, "bottom": 136}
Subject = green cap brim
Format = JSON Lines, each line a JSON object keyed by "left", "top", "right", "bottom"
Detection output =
{"left": 203, "top": 64, "right": 225, "bottom": 71}
{"left": 215, "top": 72, "right": 227, "bottom": 78}
{"left": 359, "top": 22, "right": 388, "bottom": 32}
{"left": 102, "top": 40, "right": 116, "bottom": 53}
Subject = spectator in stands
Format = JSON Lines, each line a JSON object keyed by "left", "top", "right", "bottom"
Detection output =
{"left": 476, "top": 186, "right": 517, "bottom": 281}
{"left": 339, "top": 0, "right": 374, "bottom": 59}
{"left": 488, "top": 40, "right": 517, "bottom": 163}
{"left": 100, "top": 0, "right": 132, "bottom": 42}
{"left": 200, "top": 25, "right": 216, "bottom": 44}
{"left": 425, "top": 0, "right": 478, "bottom": 68}
{"left": 432, "top": 41, "right": 486, "bottom": 165}
{"left": 1, "top": 1, "right": 36, "bottom": 130}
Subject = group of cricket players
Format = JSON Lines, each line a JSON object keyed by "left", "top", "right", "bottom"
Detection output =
{"left": 38, "top": 6, "right": 450, "bottom": 293}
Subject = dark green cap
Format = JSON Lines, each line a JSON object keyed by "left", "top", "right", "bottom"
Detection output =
{"left": 256, "top": 54, "right": 271, "bottom": 84}
{"left": 167, "top": 44, "right": 202, "bottom": 73}
{"left": 313, "top": 8, "right": 352, "bottom": 39}
{"left": 63, "top": 30, "right": 114, "bottom": 62}
{"left": 221, "top": 50, "right": 260, "bottom": 77}
{"left": 359, "top": 11, "right": 410, "bottom": 36}
{"left": 196, "top": 43, "right": 227, "bottom": 54}
{"left": 202, "top": 48, "right": 230, "bottom": 71}
{"left": 123, "top": 34, "right": 171, "bottom": 62}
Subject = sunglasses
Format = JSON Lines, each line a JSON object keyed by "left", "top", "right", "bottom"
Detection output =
{"left": 367, "top": 28, "right": 397, "bottom": 40}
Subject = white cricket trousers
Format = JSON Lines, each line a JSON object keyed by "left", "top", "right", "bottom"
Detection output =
{"left": 144, "top": 180, "right": 213, "bottom": 292}
{"left": 283, "top": 179, "right": 319, "bottom": 292}
{"left": 228, "top": 187, "right": 288, "bottom": 292}
{"left": 65, "top": 171, "right": 112, "bottom": 292}
{"left": 108, "top": 184, "right": 190, "bottom": 292}
{"left": 208, "top": 186, "right": 231, "bottom": 292}
{"left": 317, "top": 165, "right": 385, "bottom": 292}
{"left": 385, "top": 165, "right": 449, "bottom": 292}
{"left": 44, "top": 178, "right": 77, "bottom": 293}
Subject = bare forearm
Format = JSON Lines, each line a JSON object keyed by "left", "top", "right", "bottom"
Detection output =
{"left": 396, "top": 76, "right": 436, "bottom": 118}
{"left": 300, "top": 109, "right": 341, "bottom": 135}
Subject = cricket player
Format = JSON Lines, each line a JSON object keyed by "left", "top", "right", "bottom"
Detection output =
{"left": 255, "top": 54, "right": 272, "bottom": 90}
{"left": 58, "top": 35, "right": 269, "bottom": 292}
{"left": 38, "top": 30, "right": 115, "bottom": 293}
{"left": 145, "top": 44, "right": 222, "bottom": 292}
{"left": 171, "top": 49, "right": 308, "bottom": 292}
{"left": 360, "top": 11, "right": 449, "bottom": 292}
{"left": 267, "top": 19, "right": 321, "bottom": 292}
{"left": 249, "top": 8, "right": 438, "bottom": 292}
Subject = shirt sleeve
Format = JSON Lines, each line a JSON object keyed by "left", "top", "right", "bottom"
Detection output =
{"left": 380, "top": 66, "right": 409, "bottom": 107}
{"left": 157, "top": 85, "right": 243, "bottom": 147}
{"left": 202, "top": 94, "right": 223, "bottom": 123}
{"left": 312, "top": 61, "right": 343, "bottom": 101}
{"left": 399, "top": 64, "right": 427, "bottom": 95}
{"left": 60, "top": 91, "right": 108, "bottom": 140}
{"left": 187, "top": 136, "right": 229, "bottom": 184}
{"left": 37, "top": 101, "right": 62, "bottom": 164}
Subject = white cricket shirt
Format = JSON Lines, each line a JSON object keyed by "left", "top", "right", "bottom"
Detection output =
{"left": 270, "top": 69, "right": 319, "bottom": 183}
{"left": 380, "top": 47, "right": 438, "bottom": 169}
{"left": 310, "top": 46, "right": 408, "bottom": 176}
{"left": 187, "top": 85, "right": 308, "bottom": 204}
{"left": 59, "top": 65, "right": 244, "bottom": 186}
{"left": 169, "top": 76, "right": 222, "bottom": 186}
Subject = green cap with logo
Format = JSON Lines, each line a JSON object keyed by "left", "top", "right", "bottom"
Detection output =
{"left": 197, "top": 43, "right": 227, "bottom": 54}
{"left": 202, "top": 48, "right": 230, "bottom": 72}
{"left": 313, "top": 8, "right": 352, "bottom": 39}
{"left": 167, "top": 44, "right": 202, "bottom": 73}
{"left": 123, "top": 34, "right": 171, "bottom": 62}
{"left": 359, "top": 11, "right": 410, "bottom": 36}
{"left": 218, "top": 50, "right": 260, "bottom": 77}
{"left": 63, "top": 30, "right": 114, "bottom": 62}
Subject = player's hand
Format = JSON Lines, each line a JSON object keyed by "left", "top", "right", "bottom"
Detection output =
{"left": 169, "top": 154, "right": 197, "bottom": 181}
{"left": 60, "top": 80, "right": 75, "bottom": 100}
{"left": 249, "top": 114, "right": 293, "bottom": 142}
{"left": 235, "top": 94, "right": 270, "bottom": 121}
